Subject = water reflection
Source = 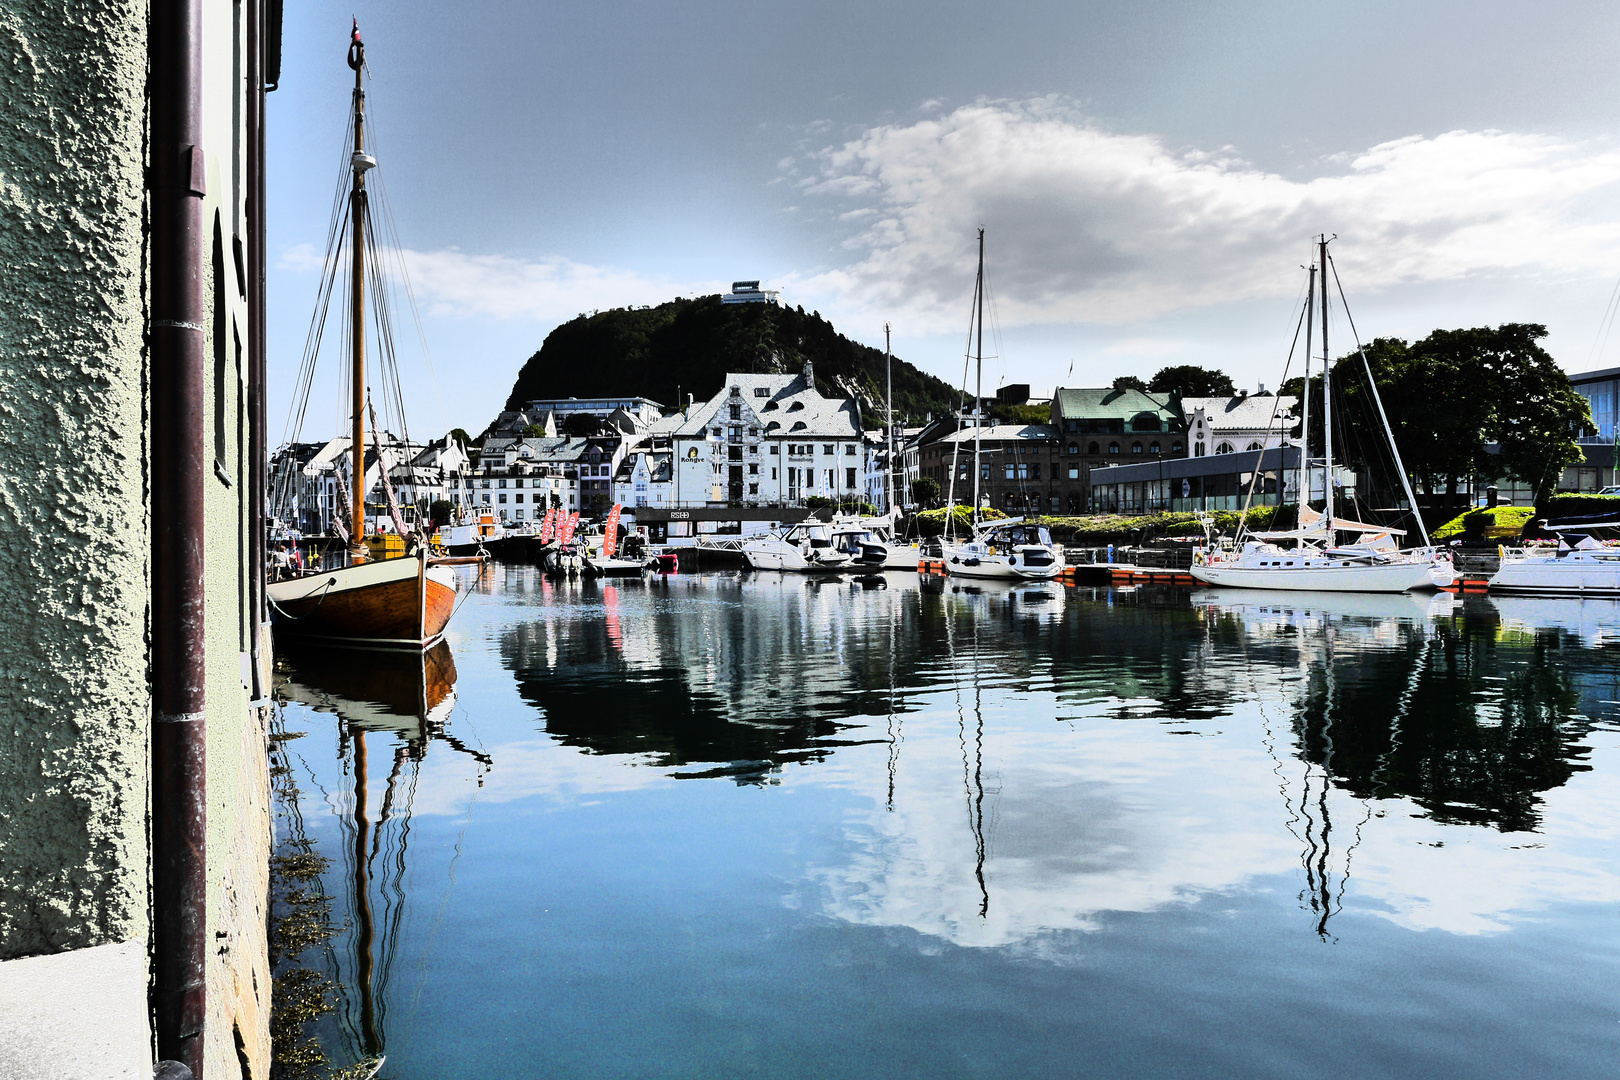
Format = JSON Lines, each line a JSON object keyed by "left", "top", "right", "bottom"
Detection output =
{"left": 273, "top": 642, "right": 485, "bottom": 1067}
{"left": 271, "top": 568, "right": 1620, "bottom": 1078}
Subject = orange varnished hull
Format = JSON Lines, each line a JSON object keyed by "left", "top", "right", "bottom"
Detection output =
{"left": 271, "top": 556, "right": 457, "bottom": 649}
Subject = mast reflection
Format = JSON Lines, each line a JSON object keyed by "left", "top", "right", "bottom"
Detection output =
{"left": 275, "top": 640, "right": 486, "bottom": 1064}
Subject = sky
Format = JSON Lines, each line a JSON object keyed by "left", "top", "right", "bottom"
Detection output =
{"left": 267, "top": 0, "right": 1620, "bottom": 440}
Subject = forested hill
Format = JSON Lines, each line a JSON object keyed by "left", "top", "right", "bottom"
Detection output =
{"left": 500, "top": 295, "right": 960, "bottom": 424}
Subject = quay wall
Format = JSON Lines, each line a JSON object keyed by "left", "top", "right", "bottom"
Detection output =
{"left": 0, "top": 1, "right": 272, "bottom": 1076}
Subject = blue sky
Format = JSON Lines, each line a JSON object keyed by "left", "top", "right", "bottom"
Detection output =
{"left": 268, "top": 0, "right": 1620, "bottom": 439}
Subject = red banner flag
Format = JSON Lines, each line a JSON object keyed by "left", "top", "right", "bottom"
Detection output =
{"left": 538, "top": 507, "right": 557, "bottom": 543}
{"left": 559, "top": 511, "right": 580, "bottom": 546}
{"left": 602, "top": 504, "right": 622, "bottom": 559}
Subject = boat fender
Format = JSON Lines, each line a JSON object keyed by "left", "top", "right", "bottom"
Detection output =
{"left": 963, "top": 557, "right": 980, "bottom": 567}
{"left": 1008, "top": 555, "right": 1017, "bottom": 566}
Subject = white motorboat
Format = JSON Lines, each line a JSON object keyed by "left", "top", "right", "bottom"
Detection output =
{"left": 437, "top": 510, "right": 503, "bottom": 555}
{"left": 829, "top": 524, "right": 893, "bottom": 569}
{"left": 1490, "top": 538, "right": 1620, "bottom": 596}
{"left": 743, "top": 522, "right": 858, "bottom": 571}
{"left": 853, "top": 516, "right": 923, "bottom": 570}
{"left": 1188, "top": 236, "right": 1450, "bottom": 594}
{"left": 941, "top": 519, "right": 1063, "bottom": 581}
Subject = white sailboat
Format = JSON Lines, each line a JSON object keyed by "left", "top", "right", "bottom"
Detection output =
{"left": 1190, "top": 236, "right": 1453, "bottom": 594}
{"left": 940, "top": 228, "right": 1063, "bottom": 582}
{"left": 1490, "top": 535, "right": 1620, "bottom": 596}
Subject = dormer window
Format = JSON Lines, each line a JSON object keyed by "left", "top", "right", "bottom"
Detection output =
{"left": 791, "top": 421, "right": 807, "bottom": 431}
{"left": 763, "top": 401, "right": 779, "bottom": 411}
{"left": 754, "top": 387, "right": 769, "bottom": 397}
{"left": 788, "top": 401, "right": 805, "bottom": 411}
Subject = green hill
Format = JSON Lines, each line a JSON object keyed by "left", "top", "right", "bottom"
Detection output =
{"left": 500, "top": 295, "right": 959, "bottom": 425}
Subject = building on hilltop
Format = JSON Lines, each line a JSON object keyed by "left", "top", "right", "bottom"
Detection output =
{"left": 721, "top": 280, "right": 782, "bottom": 305}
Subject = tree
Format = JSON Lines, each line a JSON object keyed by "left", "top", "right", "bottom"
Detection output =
{"left": 910, "top": 476, "right": 940, "bottom": 508}
{"left": 522, "top": 423, "right": 549, "bottom": 438}
{"left": 1111, "top": 375, "right": 1148, "bottom": 392}
{"left": 429, "top": 500, "right": 453, "bottom": 528}
{"left": 448, "top": 427, "right": 478, "bottom": 449}
{"left": 1149, "top": 365, "right": 1235, "bottom": 400}
{"left": 997, "top": 403, "right": 1051, "bottom": 425}
{"left": 561, "top": 413, "right": 602, "bottom": 437}
{"left": 1331, "top": 325, "right": 1589, "bottom": 510}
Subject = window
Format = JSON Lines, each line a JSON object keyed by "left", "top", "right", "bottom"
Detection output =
{"left": 483, "top": 494, "right": 491, "bottom": 504}
{"left": 515, "top": 493, "right": 524, "bottom": 503}
{"left": 1068, "top": 443, "right": 1078, "bottom": 455}
{"left": 498, "top": 494, "right": 508, "bottom": 503}
{"left": 749, "top": 483, "right": 759, "bottom": 494}
{"left": 749, "top": 428, "right": 759, "bottom": 437}
{"left": 1151, "top": 442, "right": 1161, "bottom": 454}
{"left": 729, "top": 404, "right": 742, "bottom": 420}
{"left": 1132, "top": 442, "right": 1143, "bottom": 454}
{"left": 1247, "top": 441, "right": 1263, "bottom": 451}
{"left": 514, "top": 478, "right": 524, "bottom": 488}
{"left": 711, "top": 427, "right": 722, "bottom": 438}
{"left": 728, "top": 446, "right": 742, "bottom": 461}
{"left": 1068, "top": 466, "right": 1079, "bottom": 479}
{"left": 771, "top": 468, "right": 777, "bottom": 479}
{"left": 749, "top": 463, "right": 758, "bottom": 475}
{"left": 754, "top": 387, "right": 769, "bottom": 397}
{"left": 846, "top": 468, "right": 857, "bottom": 489}
{"left": 1005, "top": 464, "right": 1016, "bottom": 480}
{"left": 1031, "top": 463, "right": 1041, "bottom": 480}
{"left": 748, "top": 445, "right": 758, "bottom": 456}
{"left": 1172, "top": 441, "right": 1184, "bottom": 454}
{"left": 769, "top": 444, "right": 779, "bottom": 454}
{"left": 729, "top": 426, "right": 742, "bottom": 441}
{"left": 1216, "top": 442, "right": 1234, "bottom": 454}
{"left": 823, "top": 444, "right": 834, "bottom": 455}
{"left": 1088, "top": 442, "right": 1100, "bottom": 455}
{"left": 788, "top": 400, "right": 806, "bottom": 412}
{"left": 1109, "top": 442, "right": 1120, "bottom": 454}
{"left": 1194, "top": 444, "right": 1206, "bottom": 457}
{"left": 845, "top": 444, "right": 856, "bottom": 456}
{"left": 498, "top": 479, "right": 507, "bottom": 488}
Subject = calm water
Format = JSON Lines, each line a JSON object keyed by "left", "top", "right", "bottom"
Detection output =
{"left": 271, "top": 567, "right": 1620, "bottom": 1078}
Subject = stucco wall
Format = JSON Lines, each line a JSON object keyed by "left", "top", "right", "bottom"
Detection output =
{"left": 0, "top": 0, "right": 152, "bottom": 959}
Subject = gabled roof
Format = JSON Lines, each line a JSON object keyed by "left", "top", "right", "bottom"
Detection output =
{"left": 937, "top": 423, "right": 1060, "bottom": 444}
{"left": 1182, "top": 395, "right": 1298, "bottom": 431}
{"left": 675, "top": 370, "right": 861, "bottom": 440}
{"left": 1052, "top": 387, "right": 1177, "bottom": 421}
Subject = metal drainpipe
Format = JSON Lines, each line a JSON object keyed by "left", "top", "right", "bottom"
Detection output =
{"left": 247, "top": 0, "right": 267, "bottom": 695}
{"left": 149, "top": 0, "right": 208, "bottom": 1072}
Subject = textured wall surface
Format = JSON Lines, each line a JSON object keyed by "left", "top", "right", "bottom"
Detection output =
{"left": 0, "top": 0, "right": 152, "bottom": 958}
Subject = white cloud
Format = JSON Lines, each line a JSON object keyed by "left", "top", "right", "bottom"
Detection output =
{"left": 1104, "top": 337, "right": 1186, "bottom": 357}
{"left": 796, "top": 101, "right": 1620, "bottom": 333}
{"left": 278, "top": 243, "right": 723, "bottom": 323}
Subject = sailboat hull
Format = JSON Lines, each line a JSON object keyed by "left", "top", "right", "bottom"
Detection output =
{"left": 1190, "top": 559, "right": 1450, "bottom": 593}
{"left": 269, "top": 553, "right": 457, "bottom": 649}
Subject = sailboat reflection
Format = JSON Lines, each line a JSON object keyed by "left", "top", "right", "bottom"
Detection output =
{"left": 275, "top": 640, "right": 488, "bottom": 1064}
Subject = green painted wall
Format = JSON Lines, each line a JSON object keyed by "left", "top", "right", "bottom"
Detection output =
{"left": 0, "top": 0, "right": 152, "bottom": 958}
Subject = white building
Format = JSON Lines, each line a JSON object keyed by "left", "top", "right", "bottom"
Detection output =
{"left": 720, "top": 280, "right": 782, "bottom": 305}
{"left": 270, "top": 433, "right": 472, "bottom": 535}
{"left": 1182, "top": 392, "right": 1299, "bottom": 458}
{"left": 670, "top": 362, "right": 864, "bottom": 507}
{"left": 614, "top": 450, "right": 674, "bottom": 509}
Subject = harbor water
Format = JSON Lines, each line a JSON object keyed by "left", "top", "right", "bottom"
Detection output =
{"left": 271, "top": 566, "right": 1620, "bottom": 1078}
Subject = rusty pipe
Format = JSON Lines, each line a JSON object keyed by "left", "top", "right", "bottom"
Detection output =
{"left": 149, "top": 0, "right": 208, "bottom": 1071}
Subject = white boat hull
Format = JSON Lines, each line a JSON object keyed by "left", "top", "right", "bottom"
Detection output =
{"left": 742, "top": 540, "right": 854, "bottom": 572}
{"left": 1190, "top": 558, "right": 1450, "bottom": 592}
{"left": 940, "top": 542, "right": 1062, "bottom": 581}
{"left": 1490, "top": 553, "right": 1620, "bottom": 596}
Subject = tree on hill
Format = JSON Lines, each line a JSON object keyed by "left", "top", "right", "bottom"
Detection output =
{"left": 997, "top": 403, "right": 1051, "bottom": 425}
{"left": 1148, "top": 365, "right": 1235, "bottom": 401}
{"left": 499, "top": 296, "right": 959, "bottom": 428}
{"left": 1111, "top": 375, "right": 1148, "bottom": 392}
{"left": 560, "top": 413, "right": 602, "bottom": 438}
{"left": 447, "top": 427, "right": 479, "bottom": 449}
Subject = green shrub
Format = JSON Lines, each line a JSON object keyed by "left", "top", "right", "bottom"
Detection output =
{"left": 1540, "top": 493, "right": 1620, "bottom": 520}
{"left": 1433, "top": 505, "right": 1537, "bottom": 540}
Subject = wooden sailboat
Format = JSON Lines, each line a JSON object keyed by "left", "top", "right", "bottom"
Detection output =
{"left": 267, "top": 23, "right": 458, "bottom": 649}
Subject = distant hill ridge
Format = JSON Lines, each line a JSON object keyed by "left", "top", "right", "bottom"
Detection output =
{"left": 499, "top": 295, "right": 959, "bottom": 428}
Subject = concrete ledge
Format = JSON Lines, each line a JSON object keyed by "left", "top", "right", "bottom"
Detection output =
{"left": 0, "top": 938, "right": 150, "bottom": 1080}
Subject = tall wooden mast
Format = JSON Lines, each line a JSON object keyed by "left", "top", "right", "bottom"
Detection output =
{"left": 1319, "top": 234, "right": 1333, "bottom": 531}
{"left": 348, "top": 22, "right": 373, "bottom": 559}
